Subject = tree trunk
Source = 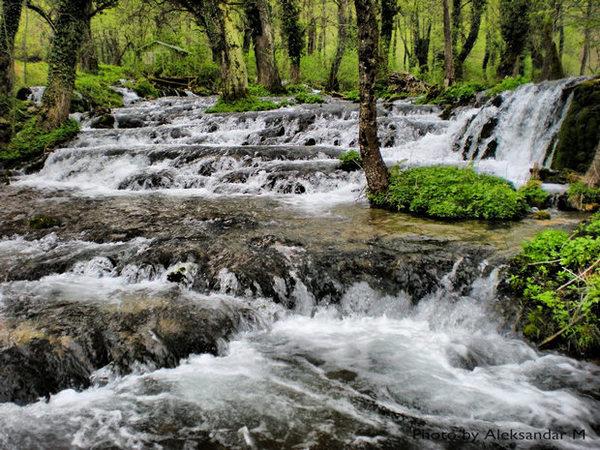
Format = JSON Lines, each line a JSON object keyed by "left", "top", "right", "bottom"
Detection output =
{"left": 451, "top": 0, "right": 461, "bottom": 49}
{"left": 326, "top": 0, "right": 348, "bottom": 91}
{"left": 540, "top": 18, "right": 563, "bottom": 80}
{"left": 79, "top": 6, "right": 99, "bottom": 74}
{"left": 0, "top": 0, "right": 24, "bottom": 142}
{"left": 497, "top": 0, "right": 529, "bottom": 78}
{"left": 579, "top": 0, "right": 593, "bottom": 76}
{"left": 379, "top": 0, "right": 398, "bottom": 72}
{"left": 42, "top": 0, "right": 90, "bottom": 130}
{"left": 281, "top": 0, "right": 304, "bottom": 84}
{"left": 455, "top": 0, "right": 486, "bottom": 80}
{"left": 354, "top": 0, "right": 389, "bottom": 196}
{"left": 442, "top": 0, "right": 454, "bottom": 86}
{"left": 318, "top": 0, "right": 327, "bottom": 54}
{"left": 246, "top": 0, "right": 283, "bottom": 92}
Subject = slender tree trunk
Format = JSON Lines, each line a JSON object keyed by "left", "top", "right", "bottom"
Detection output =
{"left": 580, "top": 0, "right": 593, "bottom": 75}
{"left": 379, "top": 0, "right": 398, "bottom": 72}
{"left": 451, "top": 0, "right": 461, "bottom": 49}
{"left": 0, "top": 0, "right": 24, "bottom": 142}
{"left": 281, "top": 0, "right": 304, "bottom": 84}
{"left": 246, "top": 0, "right": 283, "bottom": 92}
{"left": 326, "top": 0, "right": 348, "bottom": 91}
{"left": 540, "top": 18, "right": 563, "bottom": 80}
{"left": 318, "top": 0, "right": 327, "bottom": 54}
{"left": 354, "top": 0, "right": 389, "bottom": 195}
{"left": 584, "top": 141, "right": 600, "bottom": 188}
{"left": 42, "top": 0, "right": 90, "bottom": 130}
{"left": 497, "top": 0, "right": 529, "bottom": 78}
{"left": 455, "top": 0, "right": 486, "bottom": 80}
{"left": 442, "top": 0, "right": 454, "bottom": 86}
{"left": 79, "top": 7, "right": 99, "bottom": 74}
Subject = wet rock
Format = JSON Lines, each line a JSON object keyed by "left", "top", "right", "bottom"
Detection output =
{"left": 90, "top": 113, "right": 115, "bottom": 129}
{"left": 118, "top": 116, "right": 145, "bottom": 129}
{"left": 0, "top": 294, "right": 254, "bottom": 404}
{"left": 15, "top": 87, "right": 32, "bottom": 101}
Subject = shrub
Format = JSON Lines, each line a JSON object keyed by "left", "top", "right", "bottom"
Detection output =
{"left": 486, "top": 76, "right": 530, "bottom": 97}
{"left": 518, "top": 180, "right": 551, "bottom": 208}
{"left": 248, "top": 84, "right": 271, "bottom": 97}
{"left": 339, "top": 149, "right": 362, "bottom": 171}
{"left": 507, "top": 213, "right": 600, "bottom": 356}
{"left": 369, "top": 165, "right": 529, "bottom": 220}
{"left": 205, "top": 96, "right": 281, "bottom": 113}
{"left": 342, "top": 90, "right": 359, "bottom": 102}
{"left": 133, "top": 78, "right": 159, "bottom": 98}
{"left": 0, "top": 117, "right": 79, "bottom": 164}
{"left": 295, "top": 92, "right": 325, "bottom": 104}
{"left": 430, "top": 82, "right": 487, "bottom": 106}
{"left": 568, "top": 181, "right": 600, "bottom": 211}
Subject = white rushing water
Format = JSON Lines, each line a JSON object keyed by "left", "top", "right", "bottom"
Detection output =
{"left": 15, "top": 78, "right": 580, "bottom": 207}
{"left": 0, "top": 259, "right": 598, "bottom": 449}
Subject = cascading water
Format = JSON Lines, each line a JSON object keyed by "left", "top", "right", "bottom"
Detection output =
{"left": 1, "top": 80, "right": 598, "bottom": 449}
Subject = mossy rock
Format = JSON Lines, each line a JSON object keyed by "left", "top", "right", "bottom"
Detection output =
{"left": 552, "top": 78, "right": 600, "bottom": 173}
{"left": 29, "top": 215, "right": 61, "bottom": 229}
{"left": 531, "top": 210, "right": 551, "bottom": 220}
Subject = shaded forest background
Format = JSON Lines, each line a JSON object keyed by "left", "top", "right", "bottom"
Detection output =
{"left": 11, "top": 0, "right": 600, "bottom": 95}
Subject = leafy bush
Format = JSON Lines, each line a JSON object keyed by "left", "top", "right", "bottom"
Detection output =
{"left": 342, "top": 90, "right": 360, "bottom": 102}
{"left": 507, "top": 213, "right": 600, "bottom": 356}
{"left": 518, "top": 180, "right": 550, "bottom": 208}
{"left": 486, "top": 76, "right": 530, "bottom": 97}
{"left": 339, "top": 149, "right": 362, "bottom": 171}
{"left": 568, "top": 181, "right": 600, "bottom": 211}
{"left": 132, "top": 78, "right": 159, "bottom": 98}
{"left": 0, "top": 117, "right": 79, "bottom": 164}
{"left": 75, "top": 65, "right": 126, "bottom": 108}
{"left": 205, "top": 96, "right": 280, "bottom": 113}
{"left": 295, "top": 92, "right": 325, "bottom": 104}
{"left": 430, "top": 82, "right": 487, "bottom": 106}
{"left": 370, "top": 166, "right": 529, "bottom": 220}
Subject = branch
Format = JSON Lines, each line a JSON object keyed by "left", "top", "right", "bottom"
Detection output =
{"left": 26, "top": 1, "right": 56, "bottom": 32}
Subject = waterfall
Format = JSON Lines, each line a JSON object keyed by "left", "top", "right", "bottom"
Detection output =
{"left": 453, "top": 78, "right": 583, "bottom": 186}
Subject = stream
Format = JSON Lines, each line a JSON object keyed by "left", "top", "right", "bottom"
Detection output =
{"left": 0, "top": 80, "right": 598, "bottom": 449}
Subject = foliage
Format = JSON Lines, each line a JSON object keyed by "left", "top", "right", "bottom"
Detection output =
{"left": 13, "top": 61, "right": 48, "bottom": 92}
{"left": 294, "top": 92, "right": 324, "bottom": 104}
{"left": 508, "top": 213, "right": 600, "bottom": 356}
{"left": 132, "top": 78, "right": 159, "bottom": 98}
{"left": 428, "top": 82, "right": 487, "bottom": 105}
{"left": 339, "top": 149, "right": 362, "bottom": 171}
{"left": 28, "top": 215, "right": 61, "bottom": 229}
{"left": 342, "top": 89, "right": 360, "bottom": 102}
{"left": 205, "top": 96, "right": 281, "bottom": 113}
{"left": 248, "top": 83, "right": 272, "bottom": 97}
{"left": 75, "top": 65, "right": 127, "bottom": 109}
{"left": 0, "top": 116, "right": 79, "bottom": 164}
{"left": 369, "top": 165, "right": 529, "bottom": 220}
{"left": 568, "top": 181, "right": 600, "bottom": 210}
{"left": 518, "top": 180, "right": 550, "bottom": 208}
{"left": 486, "top": 76, "right": 530, "bottom": 96}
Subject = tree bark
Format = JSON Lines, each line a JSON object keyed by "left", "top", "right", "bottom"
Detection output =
{"left": 42, "top": 0, "right": 90, "bottom": 130}
{"left": 326, "top": 0, "right": 348, "bottom": 91}
{"left": 579, "top": 0, "right": 593, "bottom": 76}
{"left": 497, "top": 0, "right": 529, "bottom": 78}
{"left": 79, "top": 6, "right": 99, "bottom": 74}
{"left": 245, "top": 0, "right": 283, "bottom": 92}
{"left": 442, "top": 0, "right": 454, "bottom": 86}
{"left": 354, "top": 0, "right": 389, "bottom": 196}
{"left": 280, "top": 0, "right": 304, "bottom": 84}
{"left": 0, "top": 0, "right": 24, "bottom": 141}
{"left": 540, "top": 17, "right": 563, "bottom": 80}
{"left": 379, "top": 0, "right": 398, "bottom": 72}
{"left": 455, "top": 0, "right": 486, "bottom": 80}
{"left": 451, "top": 0, "right": 461, "bottom": 49}
{"left": 584, "top": 141, "right": 600, "bottom": 188}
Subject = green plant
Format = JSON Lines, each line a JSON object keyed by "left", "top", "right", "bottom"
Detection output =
{"left": 133, "top": 78, "right": 160, "bottom": 98}
{"left": 568, "top": 181, "right": 600, "bottom": 210}
{"left": 28, "top": 215, "right": 61, "bottom": 229}
{"left": 518, "top": 180, "right": 550, "bottom": 208}
{"left": 486, "top": 76, "right": 529, "bottom": 96}
{"left": 205, "top": 96, "right": 281, "bottom": 113}
{"left": 369, "top": 165, "right": 529, "bottom": 220}
{"left": 429, "top": 82, "right": 487, "bottom": 106}
{"left": 339, "top": 149, "right": 362, "bottom": 171}
{"left": 0, "top": 117, "right": 79, "bottom": 164}
{"left": 248, "top": 84, "right": 271, "bottom": 97}
{"left": 75, "top": 65, "right": 127, "bottom": 109}
{"left": 507, "top": 213, "right": 600, "bottom": 356}
{"left": 294, "top": 92, "right": 325, "bottom": 104}
{"left": 342, "top": 90, "right": 359, "bottom": 102}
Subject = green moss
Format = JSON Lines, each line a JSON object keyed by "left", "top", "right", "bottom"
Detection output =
{"left": 339, "top": 150, "right": 362, "bottom": 171}
{"left": 205, "top": 96, "right": 281, "bottom": 113}
{"left": 518, "top": 180, "right": 551, "bottom": 208}
{"left": 507, "top": 213, "right": 600, "bottom": 356}
{"left": 28, "top": 215, "right": 61, "bottom": 229}
{"left": 132, "top": 78, "right": 160, "bottom": 98}
{"left": 427, "top": 82, "right": 487, "bottom": 106}
{"left": 567, "top": 181, "right": 600, "bottom": 211}
{"left": 342, "top": 90, "right": 360, "bottom": 102}
{"left": 486, "top": 76, "right": 529, "bottom": 96}
{"left": 532, "top": 210, "right": 552, "bottom": 220}
{"left": 552, "top": 79, "right": 600, "bottom": 173}
{"left": 75, "top": 65, "right": 127, "bottom": 109}
{"left": 0, "top": 117, "right": 79, "bottom": 164}
{"left": 294, "top": 92, "right": 325, "bottom": 104}
{"left": 370, "top": 165, "right": 529, "bottom": 220}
